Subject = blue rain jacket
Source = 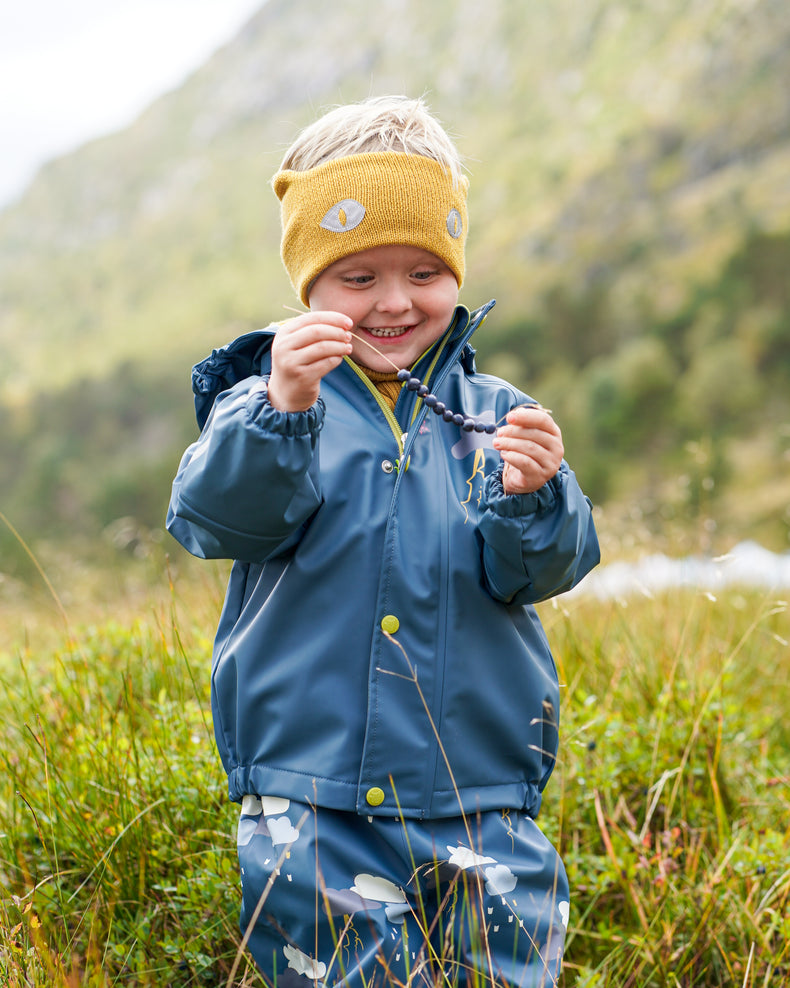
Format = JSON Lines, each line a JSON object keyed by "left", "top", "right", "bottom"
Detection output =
{"left": 167, "top": 302, "right": 599, "bottom": 819}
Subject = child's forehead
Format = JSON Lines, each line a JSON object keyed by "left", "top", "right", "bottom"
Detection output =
{"left": 327, "top": 245, "right": 449, "bottom": 272}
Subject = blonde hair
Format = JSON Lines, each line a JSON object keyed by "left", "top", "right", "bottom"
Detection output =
{"left": 279, "top": 95, "right": 464, "bottom": 187}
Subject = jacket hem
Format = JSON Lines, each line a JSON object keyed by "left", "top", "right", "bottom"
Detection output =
{"left": 227, "top": 765, "right": 543, "bottom": 821}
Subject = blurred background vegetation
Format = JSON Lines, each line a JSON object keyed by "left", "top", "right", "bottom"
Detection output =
{"left": 2, "top": 0, "right": 790, "bottom": 588}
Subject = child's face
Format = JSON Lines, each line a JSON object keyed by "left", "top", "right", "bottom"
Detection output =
{"left": 308, "top": 245, "right": 459, "bottom": 372}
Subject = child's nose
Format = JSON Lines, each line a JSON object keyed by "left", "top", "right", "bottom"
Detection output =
{"left": 374, "top": 281, "right": 411, "bottom": 312}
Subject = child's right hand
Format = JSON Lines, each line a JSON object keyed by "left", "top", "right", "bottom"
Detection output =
{"left": 267, "top": 311, "right": 353, "bottom": 412}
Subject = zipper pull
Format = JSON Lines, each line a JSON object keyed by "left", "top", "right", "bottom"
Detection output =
{"left": 398, "top": 433, "right": 410, "bottom": 472}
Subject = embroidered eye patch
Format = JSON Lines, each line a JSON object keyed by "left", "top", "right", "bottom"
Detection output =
{"left": 320, "top": 199, "right": 366, "bottom": 233}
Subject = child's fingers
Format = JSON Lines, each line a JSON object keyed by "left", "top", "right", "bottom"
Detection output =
{"left": 287, "top": 354, "right": 348, "bottom": 384}
{"left": 273, "top": 320, "right": 353, "bottom": 376}
{"left": 281, "top": 310, "right": 354, "bottom": 336}
{"left": 278, "top": 319, "right": 352, "bottom": 353}
{"left": 283, "top": 333, "right": 353, "bottom": 365}
{"left": 502, "top": 404, "right": 560, "bottom": 433}
{"left": 499, "top": 447, "right": 560, "bottom": 495}
{"left": 494, "top": 427, "right": 557, "bottom": 450}
{"left": 268, "top": 312, "right": 354, "bottom": 412}
{"left": 495, "top": 406, "right": 563, "bottom": 453}
{"left": 493, "top": 406, "right": 564, "bottom": 494}
{"left": 496, "top": 441, "right": 559, "bottom": 475}
{"left": 493, "top": 426, "right": 563, "bottom": 458}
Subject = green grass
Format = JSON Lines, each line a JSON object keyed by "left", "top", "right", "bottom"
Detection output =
{"left": 543, "top": 589, "right": 790, "bottom": 986}
{"left": 1, "top": 565, "right": 788, "bottom": 986}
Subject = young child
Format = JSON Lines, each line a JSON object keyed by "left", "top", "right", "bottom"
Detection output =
{"left": 167, "top": 96, "right": 599, "bottom": 987}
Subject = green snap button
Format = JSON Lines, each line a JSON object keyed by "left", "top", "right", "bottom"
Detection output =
{"left": 366, "top": 787, "right": 386, "bottom": 807}
{"left": 381, "top": 614, "right": 400, "bottom": 635}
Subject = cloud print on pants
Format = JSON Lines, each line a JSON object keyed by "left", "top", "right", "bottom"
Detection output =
{"left": 446, "top": 845, "right": 496, "bottom": 870}
{"left": 351, "top": 873, "right": 407, "bottom": 903}
{"left": 385, "top": 901, "right": 412, "bottom": 924}
{"left": 237, "top": 814, "right": 272, "bottom": 846}
{"left": 483, "top": 863, "right": 517, "bottom": 895}
{"left": 237, "top": 816, "right": 258, "bottom": 847}
{"left": 267, "top": 816, "right": 300, "bottom": 845}
{"left": 322, "top": 887, "right": 381, "bottom": 916}
{"left": 283, "top": 944, "right": 326, "bottom": 979}
{"left": 261, "top": 795, "right": 291, "bottom": 816}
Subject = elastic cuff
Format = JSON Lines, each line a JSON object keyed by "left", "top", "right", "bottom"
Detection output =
{"left": 245, "top": 378, "right": 325, "bottom": 437}
{"left": 484, "top": 463, "right": 565, "bottom": 517}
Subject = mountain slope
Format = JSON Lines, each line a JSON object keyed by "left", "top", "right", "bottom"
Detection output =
{"left": 1, "top": 0, "right": 789, "bottom": 558}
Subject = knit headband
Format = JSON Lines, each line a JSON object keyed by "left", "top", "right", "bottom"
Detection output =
{"left": 273, "top": 152, "right": 468, "bottom": 305}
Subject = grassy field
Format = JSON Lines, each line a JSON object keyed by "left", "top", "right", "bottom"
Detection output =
{"left": 0, "top": 550, "right": 788, "bottom": 986}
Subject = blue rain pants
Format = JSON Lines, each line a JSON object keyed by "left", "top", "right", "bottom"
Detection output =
{"left": 236, "top": 795, "right": 568, "bottom": 987}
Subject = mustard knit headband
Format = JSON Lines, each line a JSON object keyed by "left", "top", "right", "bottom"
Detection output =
{"left": 273, "top": 152, "right": 468, "bottom": 305}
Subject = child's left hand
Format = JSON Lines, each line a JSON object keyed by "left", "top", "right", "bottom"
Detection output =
{"left": 493, "top": 405, "right": 564, "bottom": 495}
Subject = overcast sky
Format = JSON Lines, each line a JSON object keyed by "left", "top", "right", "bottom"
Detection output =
{"left": 0, "top": 0, "right": 264, "bottom": 208}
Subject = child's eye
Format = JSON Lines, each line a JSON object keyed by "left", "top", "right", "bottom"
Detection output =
{"left": 412, "top": 269, "right": 438, "bottom": 281}
{"left": 342, "top": 274, "right": 374, "bottom": 285}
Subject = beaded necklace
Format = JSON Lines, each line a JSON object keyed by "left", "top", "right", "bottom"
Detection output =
{"left": 395, "top": 367, "right": 497, "bottom": 434}
{"left": 283, "top": 305, "right": 512, "bottom": 433}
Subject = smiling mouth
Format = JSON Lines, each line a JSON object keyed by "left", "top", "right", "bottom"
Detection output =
{"left": 362, "top": 326, "right": 413, "bottom": 339}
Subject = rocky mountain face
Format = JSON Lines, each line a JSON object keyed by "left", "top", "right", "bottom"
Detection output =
{"left": 2, "top": 0, "right": 789, "bottom": 557}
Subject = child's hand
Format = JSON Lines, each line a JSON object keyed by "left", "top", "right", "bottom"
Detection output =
{"left": 493, "top": 405, "right": 564, "bottom": 495}
{"left": 267, "top": 311, "right": 353, "bottom": 412}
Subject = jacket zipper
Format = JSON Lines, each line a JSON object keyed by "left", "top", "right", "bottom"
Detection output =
{"left": 343, "top": 358, "right": 406, "bottom": 462}
{"left": 342, "top": 302, "right": 494, "bottom": 468}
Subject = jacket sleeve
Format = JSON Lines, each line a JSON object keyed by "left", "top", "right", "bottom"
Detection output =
{"left": 477, "top": 461, "right": 600, "bottom": 604}
{"left": 166, "top": 376, "right": 324, "bottom": 562}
